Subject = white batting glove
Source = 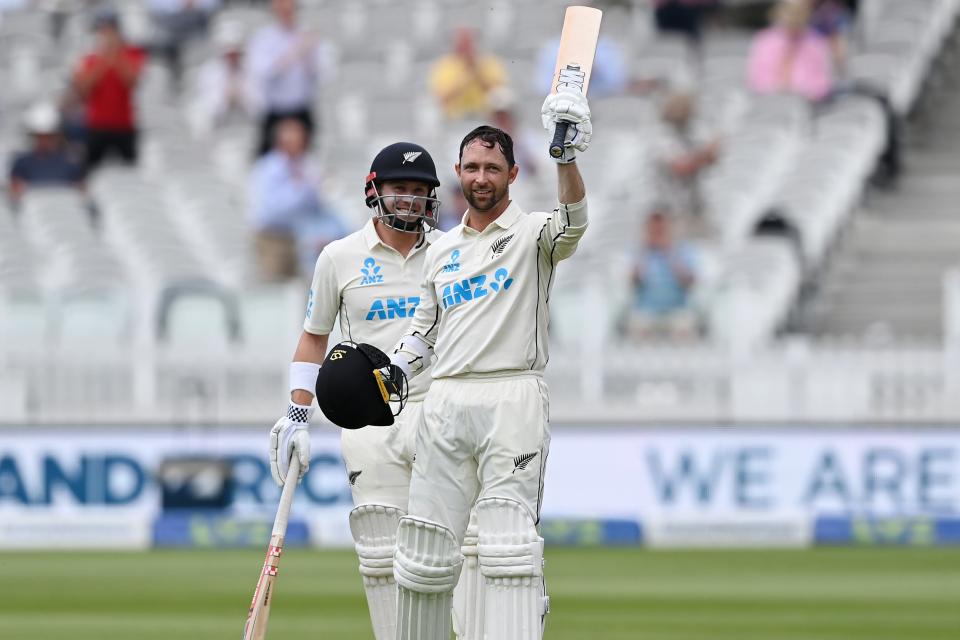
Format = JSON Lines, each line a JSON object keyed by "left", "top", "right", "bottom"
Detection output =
{"left": 541, "top": 86, "right": 592, "bottom": 163}
{"left": 269, "top": 403, "right": 314, "bottom": 487}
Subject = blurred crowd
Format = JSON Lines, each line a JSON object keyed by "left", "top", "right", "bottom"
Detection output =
{"left": 2, "top": 0, "right": 910, "bottom": 345}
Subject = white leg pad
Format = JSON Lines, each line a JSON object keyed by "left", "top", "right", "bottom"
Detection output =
{"left": 476, "top": 498, "right": 549, "bottom": 640}
{"left": 394, "top": 516, "right": 463, "bottom": 640}
{"left": 350, "top": 504, "right": 404, "bottom": 640}
{"left": 453, "top": 509, "right": 485, "bottom": 639}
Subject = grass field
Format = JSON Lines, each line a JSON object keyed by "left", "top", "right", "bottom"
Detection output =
{"left": 1, "top": 547, "right": 958, "bottom": 639}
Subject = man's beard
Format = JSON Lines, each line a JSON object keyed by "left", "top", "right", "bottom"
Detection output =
{"left": 462, "top": 182, "right": 506, "bottom": 212}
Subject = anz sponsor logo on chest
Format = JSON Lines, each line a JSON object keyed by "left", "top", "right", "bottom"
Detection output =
{"left": 441, "top": 249, "right": 461, "bottom": 273}
{"left": 366, "top": 296, "right": 420, "bottom": 321}
{"left": 360, "top": 257, "right": 384, "bottom": 285}
{"left": 441, "top": 268, "right": 514, "bottom": 309}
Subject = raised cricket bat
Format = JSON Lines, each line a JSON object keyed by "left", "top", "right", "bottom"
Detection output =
{"left": 548, "top": 5, "right": 603, "bottom": 159}
{"left": 242, "top": 457, "right": 300, "bottom": 640}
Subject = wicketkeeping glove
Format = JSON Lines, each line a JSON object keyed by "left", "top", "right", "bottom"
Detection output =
{"left": 541, "top": 86, "right": 592, "bottom": 163}
{"left": 269, "top": 403, "right": 314, "bottom": 487}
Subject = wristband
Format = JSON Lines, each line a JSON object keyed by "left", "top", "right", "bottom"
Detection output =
{"left": 289, "top": 361, "right": 321, "bottom": 395}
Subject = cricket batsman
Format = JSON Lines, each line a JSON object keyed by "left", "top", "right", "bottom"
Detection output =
{"left": 385, "top": 86, "right": 592, "bottom": 640}
{"left": 268, "top": 142, "right": 469, "bottom": 639}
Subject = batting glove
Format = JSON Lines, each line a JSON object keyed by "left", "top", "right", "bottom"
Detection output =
{"left": 541, "top": 86, "right": 592, "bottom": 163}
{"left": 269, "top": 403, "right": 314, "bottom": 487}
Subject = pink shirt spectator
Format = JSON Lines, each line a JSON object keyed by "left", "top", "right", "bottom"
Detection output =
{"left": 748, "top": 27, "right": 833, "bottom": 102}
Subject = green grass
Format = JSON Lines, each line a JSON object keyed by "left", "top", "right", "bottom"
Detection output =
{"left": 1, "top": 547, "right": 958, "bottom": 639}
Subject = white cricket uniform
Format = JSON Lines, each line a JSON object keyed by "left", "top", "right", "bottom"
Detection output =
{"left": 305, "top": 219, "right": 439, "bottom": 509}
{"left": 396, "top": 198, "right": 587, "bottom": 539}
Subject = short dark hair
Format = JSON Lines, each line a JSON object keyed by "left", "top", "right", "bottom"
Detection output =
{"left": 458, "top": 126, "right": 515, "bottom": 168}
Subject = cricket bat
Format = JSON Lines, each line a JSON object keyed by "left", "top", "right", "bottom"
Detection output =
{"left": 242, "top": 457, "right": 300, "bottom": 640}
{"left": 548, "top": 5, "right": 603, "bottom": 159}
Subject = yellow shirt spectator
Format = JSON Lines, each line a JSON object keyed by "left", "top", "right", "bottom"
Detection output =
{"left": 430, "top": 27, "right": 507, "bottom": 120}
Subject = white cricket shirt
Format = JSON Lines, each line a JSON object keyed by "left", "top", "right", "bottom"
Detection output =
{"left": 398, "top": 198, "right": 587, "bottom": 379}
{"left": 304, "top": 219, "right": 440, "bottom": 401}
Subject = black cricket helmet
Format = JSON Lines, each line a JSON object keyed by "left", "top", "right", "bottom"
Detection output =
{"left": 365, "top": 142, "right": 442, "bottom": 233}
{"left": 315, "top": 342, "right": 406, "bottom": 429}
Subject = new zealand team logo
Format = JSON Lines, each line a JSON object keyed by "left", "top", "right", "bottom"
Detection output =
{"left": 442, "top": 249, "right": 461, "bottom": 273}
{"left": 360, "top": 257, "right": 384, "bottom": 285}
{"left": 490, "top": 234, "right": 514, "bottom": 257}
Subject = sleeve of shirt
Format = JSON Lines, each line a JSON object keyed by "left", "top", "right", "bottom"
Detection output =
{"left": 389, "top": 248, "right": 441, "bottom": 378}
{"left": 535, "top": 197, "right": 588, "bottom": 264}
{"left": 303, "top": 249, "right": 340, "bottom": 335}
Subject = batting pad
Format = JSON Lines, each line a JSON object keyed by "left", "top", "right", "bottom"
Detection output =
{"left": 476, "top": 498, "right": 550, "bottom": 640}
{"left": 395, "top": 516, "right": 463, "bottom": 640}
{"left": 453, "top": 511, "right": 485, "bottom": 640}
{"left": 349, "top": 504, "right": 405, "bottom": 640}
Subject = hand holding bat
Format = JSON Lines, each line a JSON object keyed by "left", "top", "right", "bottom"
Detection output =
{"left": 544, "top": 6, "right": 601, "bottom": 162}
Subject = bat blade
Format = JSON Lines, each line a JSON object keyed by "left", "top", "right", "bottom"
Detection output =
{"left": 242, "top": 534, "right": 285, "bottom": 640}
{"left": 242, "top": 458, "right": 300, "bottom": 640}
{"left": 549, "top": 5, "right": 603, "bottom": 159}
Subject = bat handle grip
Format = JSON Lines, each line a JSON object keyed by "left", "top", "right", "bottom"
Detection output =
{"left": 272, "top": 457, "right": 300, "bottom": 537}
{"left": 549, "top": 122, "right": 569, "bottom": 159}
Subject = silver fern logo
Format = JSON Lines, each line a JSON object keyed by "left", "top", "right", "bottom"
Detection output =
{"left": 348, "top": 470, "right": 362, "bottom": 486}
{"left": 512, "top": 452, "right": 538, "bottom": 474}
{"left": 490, "top": 234, "right": 514, "bottom": 257}
{"left": 402, "top": 151, "right": 423, "bottom": 164}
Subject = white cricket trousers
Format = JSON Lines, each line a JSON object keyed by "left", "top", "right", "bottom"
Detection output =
{"left": 340, "top": 401, "right": 423, "bottom": 510}
{"left": 407, "top": 375, "right": 551, "bottom": 540}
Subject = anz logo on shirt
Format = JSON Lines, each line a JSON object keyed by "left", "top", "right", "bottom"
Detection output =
{"left": 360, "top": 257, "right": 384, "bottom": 285}
{"left": 366, "top": 296, "right": 420, "bottom": 321}
{"left": 441, "top": 249, "right": 461, "bottom": 273}
{"left": 441, "top": 268, "right": 514, "bottom": 309}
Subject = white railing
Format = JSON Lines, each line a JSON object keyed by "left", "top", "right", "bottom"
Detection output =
{"left": 3, "top": 337, "right": 960, "bottom": 424}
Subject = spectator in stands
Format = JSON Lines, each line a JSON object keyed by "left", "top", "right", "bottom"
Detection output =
{"left": 72, "top": 8, "right": 146, "bottom": 169}
{"left": 249, "top": 117, "right": 347, "bottom": 282}
{"left": 654, "top": 90, "right": 721, "bottom": 226}
{"left": 653, "top": 0, "right": 719, "bottom": 43}
{"left": 436, "top": 184, "right": 467, "bottom": 232}
{"left": 147, "top": 0, "right": 221, "bottom": 93}
{"left": 626, "top": 205, "right": 699, "bottom": 342}
{"left": 429, "top": 26, "right": 507, "bottom": 120}
{"left": 809, "top": 0, "right": 901, "bottom": 185}
{"left": 246, "top": 0, "right": 325, "bottom": 156}
{"left": 7, "top": 102, "right": 86, "bottom": 208}
{"left": 747, "top": 0, "right": 834, "bottom": 103}
{"left": 809, "top": 0, "right": 854, "bottom": 69}
{"left": 488, "top": 88, "right": 542, "bottom": 178}
{"left": 190, "top": 19, "right": 255, "bottom": 135}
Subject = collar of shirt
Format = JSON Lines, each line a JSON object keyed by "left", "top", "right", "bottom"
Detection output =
{"left": 361, "top": 218, "right": 433, "bottom": 254}
{"left": 460, "top": 200, "right": 522, "bottom": 235}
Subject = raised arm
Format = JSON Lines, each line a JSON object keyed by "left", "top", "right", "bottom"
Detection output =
{"left": 539, "top": 87, "right": 592, "bottom": 261}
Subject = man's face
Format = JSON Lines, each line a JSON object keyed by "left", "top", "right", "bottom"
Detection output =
{"left": 273, "top": 0, "right": 296, "bottom": 24}
{"left": 32, "top": 133, "right": 59, "bottom": 153}
{"left": 456, "top": 140, "right": 517, "bottom": 213}
{"left": 379, "top": 180, "right": 431, "bottom": 222}
{"left": 646, "top": 213, "right": 672, "bottom": 249}
{"left": 97, "top": 24, "right": 122, "bottom": 51}
{"left": 275, "top": 120, "right": 306, "bottom": 156}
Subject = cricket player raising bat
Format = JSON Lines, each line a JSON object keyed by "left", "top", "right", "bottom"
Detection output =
{"left": 383, "top": 88, "right": 592, "bottom": 638}
{"left": 268, "top": 142, "right": 469, "bottom": 639}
